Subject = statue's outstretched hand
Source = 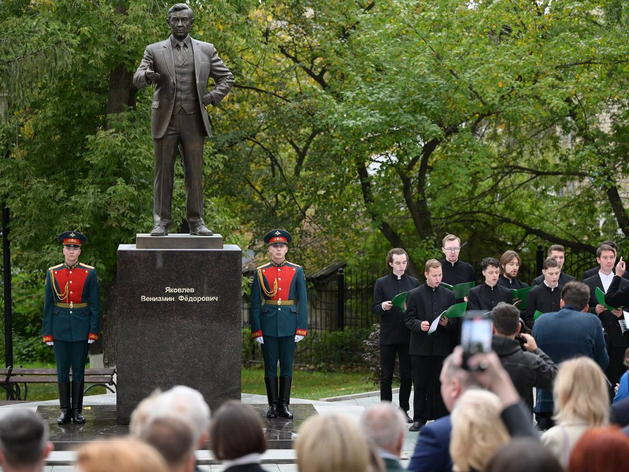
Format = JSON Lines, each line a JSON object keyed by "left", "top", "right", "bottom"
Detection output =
{"left": 146, "top": 60, "right": 160, "bottom": 82}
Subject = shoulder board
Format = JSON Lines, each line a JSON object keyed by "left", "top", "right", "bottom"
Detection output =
{"left": 257, "top": 263, "right": 272, "bottom": 270}
{"left": 48, "top": 263, "right": 64, "bottom": 270}
{"left": 79, "top": 263, "right": 95, "bottom": 269}
{"left": 285, "top": 261, "right": 301, "bottom": 268}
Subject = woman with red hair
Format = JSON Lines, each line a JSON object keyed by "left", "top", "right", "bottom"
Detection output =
{"left": 568, "top": 426, "right": 629, "bottom": 472}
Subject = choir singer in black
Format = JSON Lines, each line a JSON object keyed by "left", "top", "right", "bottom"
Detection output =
{"left": 372, "top": 248, "right": 419, "bottom": 423}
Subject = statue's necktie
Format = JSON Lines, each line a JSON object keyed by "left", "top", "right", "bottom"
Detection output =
{"left": 176, "top": 43, "right": 187, "bottom": 64}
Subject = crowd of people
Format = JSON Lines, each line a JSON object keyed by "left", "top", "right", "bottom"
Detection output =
{"left": 5, "top": 233, "right": 629, "bottom": 471}
{"left": 371, "top": 234, "right": 629, "bottom": 470}
{"left": 3, "top": 349, "right": 629, "bottom": 472}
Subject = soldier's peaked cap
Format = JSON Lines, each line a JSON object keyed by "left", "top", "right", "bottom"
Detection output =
{"left": 58, "top": 231, "right": 87, "bottom": 247}
{"left": 264, "top": 229, "right": 292, "bottom": 245}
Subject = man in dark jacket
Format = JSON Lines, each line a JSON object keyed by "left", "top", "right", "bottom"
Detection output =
{"left": 584, "top": 244, "right": 629, "bottom": 385}
{"left": 491, "top": 303, "right": 557, "bottom": 411}
{"left": 524, "top": 258, "right": 562, "bottom": 329}
{"left": 533, "top": 281, "right": 609, "bottom": 430}
{"left": 407, "top": 348, "right": 538, "bottom": 472}
{"left": 467, "top": 257, "right": 513, "bottom": 311}
{"left": 606, "top": 257, "right": 629, "bottom": 310}
{"left": 582, "top": 240, "right": 629, "bottom": 281}
{"left": 372, "top": 248, "right": 419, "bottom": 422}
{"left": 532, "top": 245, "right": 575, "bottom": 286}
{"left": 439, "top": 234, "right": 475, "bottom": 286}
{"left": 405, "top": 259, "right": 456, "bottom": 431}
{"left": 497, "top": 250, "right": 529, "bottom": 290}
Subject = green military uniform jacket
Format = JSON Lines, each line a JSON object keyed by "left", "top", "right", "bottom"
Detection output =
{"left": 42, "top": 262, "right": 101, "bottom": 343}
{"left": 250, "top": 260, "right": 308, "bottom": 338}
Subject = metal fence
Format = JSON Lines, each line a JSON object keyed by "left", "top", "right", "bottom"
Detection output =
{"left": 242, "top": 267, "right": 386, "bottom": 332}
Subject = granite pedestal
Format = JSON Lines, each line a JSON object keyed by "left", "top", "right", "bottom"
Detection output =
{"left": 116, "top": 240, "right": 242, "bottom": 424}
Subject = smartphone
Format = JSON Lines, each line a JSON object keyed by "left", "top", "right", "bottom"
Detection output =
{"left": 461, "top": 312, "right": 493, "bottom": 370}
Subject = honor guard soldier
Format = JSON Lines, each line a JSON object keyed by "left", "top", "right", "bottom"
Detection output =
{"left": 42, "top": 231, "right": 101, "bottom": 425}
{"left": 250, "top": 229, "right": 308, "bottom": 419}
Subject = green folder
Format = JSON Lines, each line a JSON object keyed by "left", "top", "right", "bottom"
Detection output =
{"left": 595, "top": 287, "right": 617, "bottom": 312}
{"left": 511, "top": 286, "right": 532, "bottom": 310}
{"left": 428, "top": 302, "right": 468, "bottom": 335}
{"left": 391, "top": 292, "right": 409, "bottom": 313}
{"left": 442, "top": 302, "right": 468, "bottom": 319}
{"left": 533, "top": 310, "right": 544, "bottom": 320}
{"left": 428, "top": 302, "right": 467, "bottom": 335}
{"left": 454, "top": 281, "right": 475, "bottom": 299}
{"left": 440, "top": 281, "right": 475, "bottom": 299}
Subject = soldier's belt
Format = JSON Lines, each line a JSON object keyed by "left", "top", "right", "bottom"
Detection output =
{"left": 55, "top": 302, "right": 88, "bottom": 309}
{"left": 262, "top": 300, "right": 295, "bottom": 306}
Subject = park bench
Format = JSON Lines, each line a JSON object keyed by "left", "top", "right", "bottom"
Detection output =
{"left": 0, "top": 366, "right": 116, "bottom": 401}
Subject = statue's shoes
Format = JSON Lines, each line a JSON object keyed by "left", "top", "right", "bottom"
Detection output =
{"left": 190, "top": 224, "right": 213, "bottom": 236}
{"left": 150, "top": 224, "right": 169, "bottom": 236}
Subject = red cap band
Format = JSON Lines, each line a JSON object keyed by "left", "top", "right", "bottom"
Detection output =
{"left": 63, "top": 238, "right": 82, "bottom": 246}
{"left": 269, "top": 236, "right": 287, "bottom": 244}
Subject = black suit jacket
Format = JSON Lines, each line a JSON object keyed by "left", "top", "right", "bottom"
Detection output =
{"left": 373, "top": 273, "right": 420, "bottom": 344}
{"left": 405, "top": 284, "right": 456, "bottom": 356}
{"left": 585, "top": 274, "right": 629, "bottom": 348}
{"left": 467, "top": 283, "right": 513, "bottom": 312}
{"left": 133, "top": 36, "right": 234, "bottom": 139}
{"left": 439, "top": 259, "right": 475, "bottom": 286}
{"left": 223, "top": 464, "right": 269, "bottom": 472}
{"left": 606, "top": 275, "right": 629, "bottom": 309}
{"left": 532, "top": 272, "right": 575, "bottom": 287}
{"left": 497, "top": 276, "right": 529, "bottom": 289}
{"left": 524, "top": 283, "right": 562, "bottom": 329}
{"left": 582, "top": 265, "right": 629, "bottom": 281}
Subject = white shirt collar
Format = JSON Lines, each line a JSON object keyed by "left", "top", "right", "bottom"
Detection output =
{"left": 543, "top": 280, "right": 558, "bottom": 291}
{"left": 222, "top": 453, "right": 261, "bottom": 468}
{"left": 599, "top": 270, "right": 615, "bottom": 292}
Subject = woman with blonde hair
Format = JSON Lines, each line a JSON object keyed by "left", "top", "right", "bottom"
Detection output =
{"left": 541, "top": 357, "right": 609, "bottom": 468}
{"left": 76, "top": 438, "right": 169, "bottom": 472}
{"left": 450, "top": 389, "right": 510, "bottom": 472}
{"left": 295, "top": 413, "right": 384, "bottom": 472}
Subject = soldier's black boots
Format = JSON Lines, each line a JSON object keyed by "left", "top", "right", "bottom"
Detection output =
{"left": 71, "top": 381, "right": 86, "bottom": 424}
{"left": 265, "top": 377, "right": 279, "bottom": 419}
{"left": 278, "top": 376, "right": 293, "bottom": 419}
{"left": 57, "top": 382, "right": 72, "bottom": 425}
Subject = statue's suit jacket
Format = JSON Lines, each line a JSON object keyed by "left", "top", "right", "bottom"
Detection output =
{"left": 133, "top": 36, "right": 234, "bottom": 139}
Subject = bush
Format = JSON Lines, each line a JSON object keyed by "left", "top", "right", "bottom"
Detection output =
{"left": 2, "top": 270, "right": 53, "bottom": 365}
{"left": 241, "top": 327, "right": 264, "bottom": 367}
{"left": 241, "top": 326, "right": 374, "bottom": 371}
{"left": 300, "top": 327, "right": 373, "bottom": 370}
{"left": 14, "top": 333, "right": 55, "bottom": 364}
{"left": 362, "top": 323, "right": 381, "bottom": 384}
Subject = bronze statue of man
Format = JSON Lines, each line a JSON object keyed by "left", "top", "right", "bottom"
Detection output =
{"left": 134, "top": 3, "right": 234, "bottom": 236}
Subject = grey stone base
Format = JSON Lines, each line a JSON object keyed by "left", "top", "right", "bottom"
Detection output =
{"left": 136, "top": 233, "right": 223, "bottom": 249}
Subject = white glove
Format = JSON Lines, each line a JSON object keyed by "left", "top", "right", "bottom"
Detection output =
{"left": 46, "top": 341, "right": 54, "bottom": 346}
{"left": 255, "top": 337, "right": 264, "bottom": 344}
{"left": 88, "top": 339, "right": 95, "bottom": 344}
{"left": 295, "top": 335, "right": 304, "bottom": 343}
